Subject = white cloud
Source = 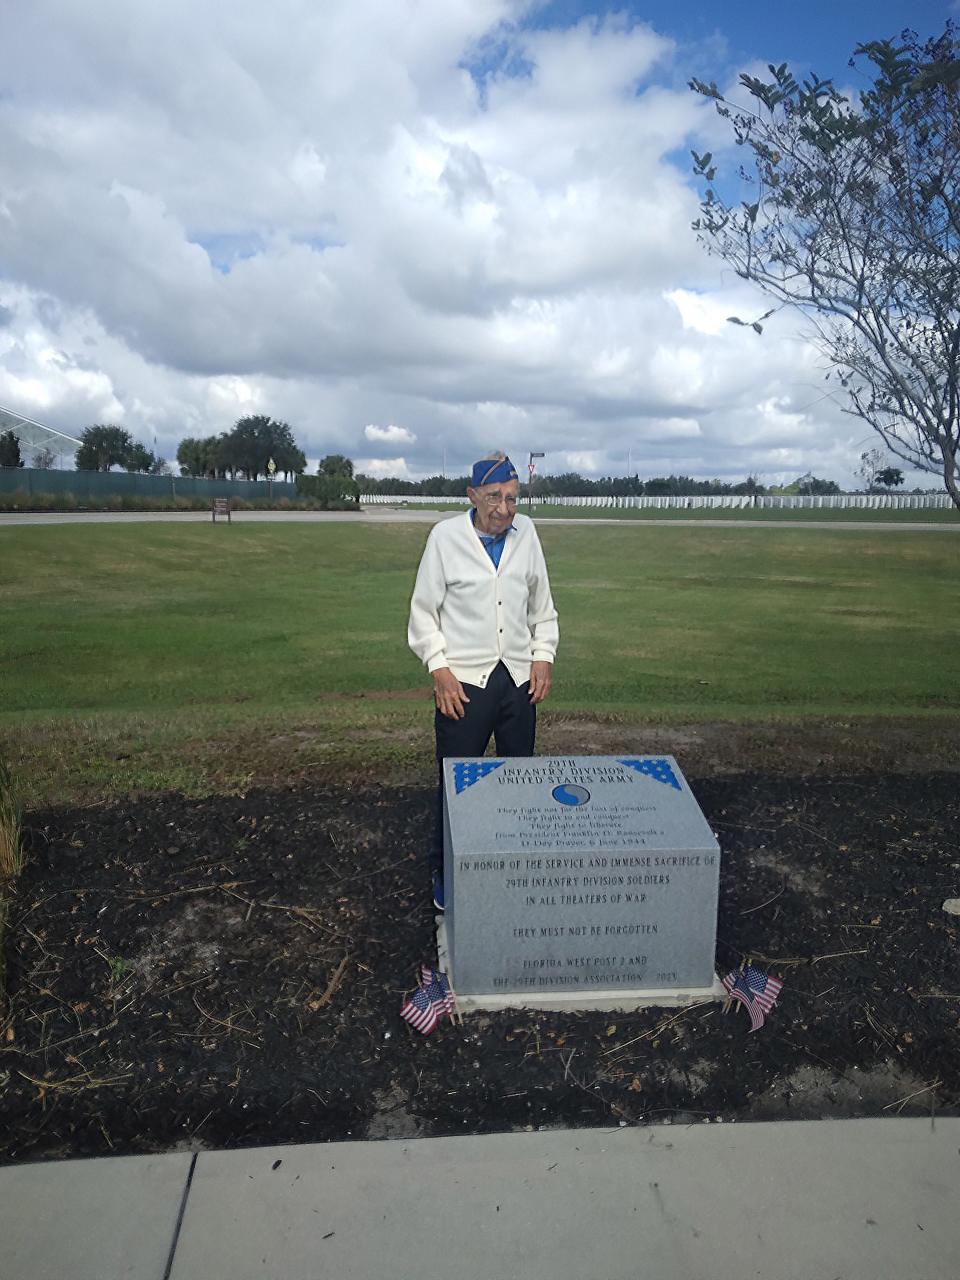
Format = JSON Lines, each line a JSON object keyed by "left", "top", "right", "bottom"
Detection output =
{"left": 364, "top": 423, "right": 417, "bottom": 445}
{"left": 666, "top": 289, "right": 731, "bottom": 337}
{"left": 0, "top": 1, "right": 910, "bottom": 488}
{"left": 565, "top": 450, "right": 606, "bottom": 472}
{"left": 357, "top": 456, "right": 414, "bottom": 479}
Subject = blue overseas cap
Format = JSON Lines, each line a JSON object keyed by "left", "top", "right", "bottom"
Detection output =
{"left": 471, "top": 456, "right": 518, "bottom": 487}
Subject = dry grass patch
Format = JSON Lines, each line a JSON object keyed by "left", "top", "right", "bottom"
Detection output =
{"left": 0, "top": 758, "right": 22, "bottom": 882}
{"left": 0, "top": 757, "right": 23, "bottom": 1009}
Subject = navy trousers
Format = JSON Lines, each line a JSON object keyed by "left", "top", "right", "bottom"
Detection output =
{"left": 430, "top": 661, "right": 536, "bottom": 876}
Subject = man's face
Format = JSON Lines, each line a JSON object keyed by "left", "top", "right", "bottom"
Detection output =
{"left": 469, "top": 478, "right": 519, "bottom": 535}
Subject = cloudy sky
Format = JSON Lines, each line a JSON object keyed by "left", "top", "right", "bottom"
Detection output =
{"left": 0, "top": 1, "right": 954, "bottom": 485}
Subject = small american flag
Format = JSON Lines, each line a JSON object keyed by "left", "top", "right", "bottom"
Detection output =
{"left": 400, "top": 964, "right": 456, "bottom": 1035}
{"left": 722, "top": 965, "right": 783, "bottom": 1032}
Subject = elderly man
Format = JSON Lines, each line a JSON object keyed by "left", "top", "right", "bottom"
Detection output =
{"left": 408, "top": 452, "right": 559, "bottom": 908}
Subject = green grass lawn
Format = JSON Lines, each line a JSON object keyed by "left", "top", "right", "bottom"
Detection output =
{"left": 2, "top": 522, "right": 958, "bottom": 802}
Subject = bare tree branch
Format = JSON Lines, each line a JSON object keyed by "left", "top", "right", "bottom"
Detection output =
{"left": 690, "top": 25, "right": 960, "bottom": 508}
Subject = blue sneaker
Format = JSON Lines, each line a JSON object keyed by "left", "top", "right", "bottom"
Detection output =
{"left": 432, "top": 874, "right": 445, "bottom": 912}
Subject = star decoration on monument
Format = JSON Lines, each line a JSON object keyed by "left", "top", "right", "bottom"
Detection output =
{"left": 452, "top": 759, "right": 507, "bottom": 794}
{"left": 617, "top": 758, "right": 682, "bottom": 790}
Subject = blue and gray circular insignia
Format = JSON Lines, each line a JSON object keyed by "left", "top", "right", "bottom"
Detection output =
{"left": 551, "top": 783, "right": 591, "bottom": 806}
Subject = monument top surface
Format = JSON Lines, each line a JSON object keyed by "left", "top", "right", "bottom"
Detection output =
{"left": 443, "top": 754, "right": 717, "bottom": 857}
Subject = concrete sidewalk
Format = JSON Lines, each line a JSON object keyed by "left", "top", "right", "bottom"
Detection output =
{"left": 2, "top": 1119, "right": 958, "bottom": 1280}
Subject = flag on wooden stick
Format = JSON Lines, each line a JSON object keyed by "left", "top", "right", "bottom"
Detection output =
{"left": 722, "top": 965, "right": 783, "bottom": 1031}
{"left": 400, "top": 964, "right": 456, "bottom": 1034}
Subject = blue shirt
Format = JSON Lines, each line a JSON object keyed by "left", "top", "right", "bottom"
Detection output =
{"left": 471, "top": 509, "right": 515, "bottom": 568}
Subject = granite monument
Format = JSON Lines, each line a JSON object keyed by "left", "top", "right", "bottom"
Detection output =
{"left": 439, "top": 755, "right": 721, "bottom": 1009}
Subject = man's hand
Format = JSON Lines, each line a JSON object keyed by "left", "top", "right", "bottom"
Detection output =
{"left": 433, "top": 667, "right": 470, "bottom": 719}
{"left": 528, "top": 660, "right": 553, "bottom": 705}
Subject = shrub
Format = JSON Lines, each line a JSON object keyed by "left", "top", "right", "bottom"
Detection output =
{"left": 296, "top": 473, "right": 360, "bottom": 507}
{"left": 0, "top": 488, "right": 329, "bottom": 514}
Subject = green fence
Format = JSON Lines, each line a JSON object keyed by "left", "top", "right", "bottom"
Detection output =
{"left": 0, "top": 467, "right": 299, "bottom": 500}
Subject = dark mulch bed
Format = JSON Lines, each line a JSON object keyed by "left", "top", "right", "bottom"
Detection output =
{"left": 2, "top": 772, "right": 958, "bottom": 1163}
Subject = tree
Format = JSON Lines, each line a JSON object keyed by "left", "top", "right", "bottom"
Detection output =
{"left": 32, "top": 445, "right": 57, "bottom": 469}
{"left": 318, "top": 454, "right": 354, "bottom": 479}
{"left": 219, "top": 415, "right": 306, "bottom": 480}
{"left": 796, "top": 475, "right": 841, "bottom": 496}
{"left": 296, "top": 472, "right": 360, "bottom": 506}
{"left": 856, "top": 449, "right": 903, "bottom": 491}
{"left": 0, "top": 430, "right": 24, "bottom": 468}
{"left": 75, "top": 424, "right": 134, "bottom": 471}
{"left": 123, "top": 441, "right": 158, "bottom": 473}
{"left": 177, "top": 434, "right": 227, "bottom": 478}
{"left": 214, "top": 429, "right": 243, "bottom": 479}
{"left": 857, "top": 446, "right": 886, "bottom": 493}
{"left": 690, "top": 25, "right": 960, "bottom": 510}
{"left": 176, "top": 437, "right": 203, "bottom": 477}
{"left": 271, "top": 430, "right": 307, "bottom": 481}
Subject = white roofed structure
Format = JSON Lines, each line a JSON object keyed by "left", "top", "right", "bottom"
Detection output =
{"left": 0, "top": 405, "right": 81, "bottom": 465}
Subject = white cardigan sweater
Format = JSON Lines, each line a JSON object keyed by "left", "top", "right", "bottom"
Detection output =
{"left": 407, "top": 512, "right": 559, "bottom": 688}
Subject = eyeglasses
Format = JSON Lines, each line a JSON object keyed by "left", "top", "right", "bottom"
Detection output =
{"left": 479, "top": 491, "right": 518, "bottom": 508}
